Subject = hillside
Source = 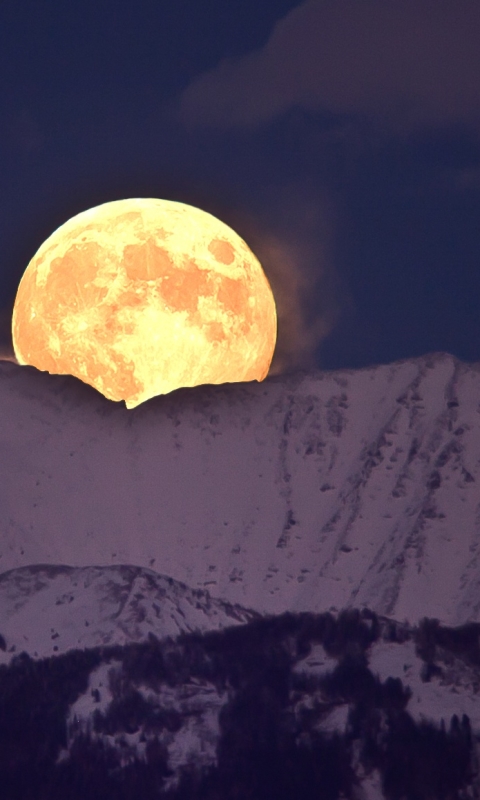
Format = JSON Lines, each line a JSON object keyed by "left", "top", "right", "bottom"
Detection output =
{"left": 1, "top": 352, "right": 480, "bottom": 623}
{"left": 0, "top": 564, "right": 254, "bottom": 664}
{"left": 0, "top": 610, "right": 478, "bottom": 798}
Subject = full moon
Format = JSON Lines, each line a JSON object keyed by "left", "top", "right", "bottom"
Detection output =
{"left": 12, "top": 199, "right": 277, "bottom": 408}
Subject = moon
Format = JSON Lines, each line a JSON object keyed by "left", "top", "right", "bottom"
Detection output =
{"left": 12, "top": 199, "right": 277, "bottom": 408}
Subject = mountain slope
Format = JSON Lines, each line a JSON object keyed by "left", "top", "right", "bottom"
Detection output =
{"left": 1, "top": 610, "right": 478, "bottom": 797}
{"left": 1, "top": 352, "right": 480, "bottom": 624}
{"left": 0, "top": 564, "right": 254, "bottom": 663}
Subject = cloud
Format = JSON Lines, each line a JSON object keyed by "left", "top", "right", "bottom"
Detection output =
{"left": 228, "top": 186, "right": 342, "bottom": 375}
{"left": 179, "top": 0, "right": 480, "bottom": 132}
{"left": 259, "top": 231, "right": 337, "bottom": 376}
{"left": 0, "top": 307, "right": 16, "bottom": 363}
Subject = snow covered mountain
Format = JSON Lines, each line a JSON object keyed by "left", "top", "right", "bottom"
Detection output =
{"left": 0, "top": 564, "right": 255, "bottom": 663}
{"left": 1, "top": 609, "right": 478, "bottom": 797}
{"left": 1, "top": 352, "right": 480, "bottom": 625}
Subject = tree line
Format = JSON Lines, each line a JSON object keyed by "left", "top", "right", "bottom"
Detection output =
{"left": 0, "top": 609, "right": 477, "bottom": 798}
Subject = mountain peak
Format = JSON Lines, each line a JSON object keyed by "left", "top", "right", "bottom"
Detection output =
{"left": 0, "top": 563, "right": 255, "bottom": 662}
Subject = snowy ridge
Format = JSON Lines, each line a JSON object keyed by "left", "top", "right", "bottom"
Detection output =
{"left": 1, "top": 352, "right": 480, "bottom": 624}
{"left": 0, "top": 564, "right": 255, "bottom": 663}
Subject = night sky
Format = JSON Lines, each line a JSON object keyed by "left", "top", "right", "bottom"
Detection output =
{"left": 1, "top": 0, "right": 480, "bottom": 376}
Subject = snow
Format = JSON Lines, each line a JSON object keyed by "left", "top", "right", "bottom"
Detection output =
{"left": 293, "top": 643, "right": 338, "bottom": 676}
{"left": 64, "top": 665, "right": 228, "bottom": 789}
{"left": 152, "top": 680, "right": 227, "bottom": 780}
{"left": 355, "top": 769, "right": 384, "bottom": 800}
{"left": 3, "top": 350, "right": 480, "bottom": 798}
{"left": 2, "top": 353, "right": 480, "bottom": 625}
{"left": 69, "top": 660, "right": 118, "bottom": 722}
{"left": 0, "top": 564, "right": 254, "bottom": 663}
{"left": 368, "top": 640, "right": 419, "bottom": 683}
{"left": 316, "top": 703, "right": 350, "bottom": 735}
{"left": 368, "top": 639, "right": 480, "bottom": 729}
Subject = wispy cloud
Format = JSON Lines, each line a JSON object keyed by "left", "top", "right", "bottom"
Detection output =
{"left": 229, "top": 185, "right": 343, "bottom": 375}
{"left": 179, "top": 0, "right": 480, "bottom": 132}
{"left": 0, "top": 306, "right": 16, "bottom": 363}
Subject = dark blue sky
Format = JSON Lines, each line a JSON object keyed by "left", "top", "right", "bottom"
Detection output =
{"left": 1, "top": 0, "right": 480, "bottom": 374}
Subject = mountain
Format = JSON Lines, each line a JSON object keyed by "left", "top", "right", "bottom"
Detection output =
{"left": 0, "top": 563, "right": 255, "bottom": 664}
{"left": 1, "top": 610, "right": 478, "bottom": 797}
{"left": 1, "top": 352, "right": 480, "bottom": 625}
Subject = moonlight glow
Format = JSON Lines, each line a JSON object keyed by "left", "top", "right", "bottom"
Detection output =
{"left": 12, "top": 198, "right": 277, "bottom": 408}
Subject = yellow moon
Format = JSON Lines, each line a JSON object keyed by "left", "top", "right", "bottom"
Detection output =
{"left": 12, "top": 199, "right": 277, "bottom": 408}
